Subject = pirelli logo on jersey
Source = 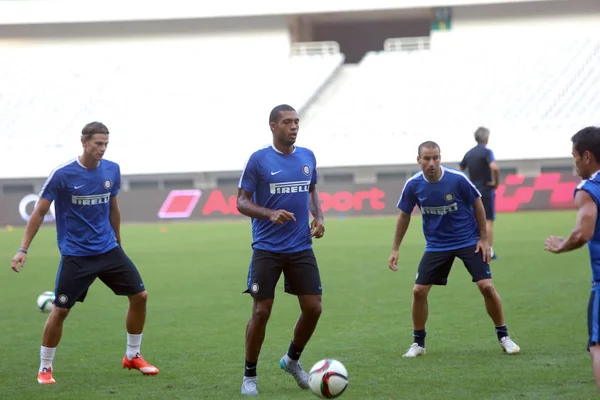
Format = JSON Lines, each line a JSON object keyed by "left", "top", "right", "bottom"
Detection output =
{"left": 269, "top": 180, "right": 311, "bottom": 195}
{"left": 71, "top": 193, "right": 110, "bottom": 206}
{"left": 420, "top": 202, "right": 458, "bottom": 216}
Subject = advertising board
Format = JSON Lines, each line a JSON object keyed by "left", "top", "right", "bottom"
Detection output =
{"left": 0, "top": 172, "right": 580, "bottom": 227}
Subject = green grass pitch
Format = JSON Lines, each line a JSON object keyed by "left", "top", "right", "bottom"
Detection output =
{"left": 0, "top": 210, "right": 598, "bottom": 399}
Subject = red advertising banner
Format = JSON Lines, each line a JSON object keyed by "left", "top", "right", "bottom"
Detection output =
{"left": 0, "top": 172, "right": 581, "bottom": 227}
{"left": 495, "top": 172, "right": 579, "bottom": 212}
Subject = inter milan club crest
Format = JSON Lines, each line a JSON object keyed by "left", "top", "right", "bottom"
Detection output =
{"left": 302, "top": 165, "right": 311, "bottom": 176}
{"left": 104, "top": 179, "right": 112, "bottom": 190}
{"left": 444, "top": 193, "right": 454, "bottom": 202}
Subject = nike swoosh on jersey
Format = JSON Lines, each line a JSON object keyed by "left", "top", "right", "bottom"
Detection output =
{"left": 270, "top": 170, "right": 282, "bottom": 175}
{"left": 74, "top": 185, "right": 85, "bottom": 189}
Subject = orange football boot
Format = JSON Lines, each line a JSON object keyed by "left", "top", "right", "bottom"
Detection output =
{"left": 37, "top": 367, "right": 56, "bottom": 384}
{"left": 122, "top": 353, "right": 159, "bottom": 375}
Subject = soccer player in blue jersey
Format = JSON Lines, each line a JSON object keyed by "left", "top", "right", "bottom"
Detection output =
{"left": 545, "top": 126, "right": 600, "bottom": 390}
{"left": 237, "top": 104, "right": 325, "bottom": 396}
{"left": 388, "top": 141, "right": 520, "bottom": 358}
{"left": 10, "top": 122, "right": 159, "bottom": 384}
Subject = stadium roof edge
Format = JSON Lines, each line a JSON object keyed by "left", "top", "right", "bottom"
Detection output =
{"left": 0, "top": 0, "right": 561, "bottom": 26}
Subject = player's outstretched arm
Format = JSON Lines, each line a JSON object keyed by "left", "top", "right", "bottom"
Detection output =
{"left": 11, "top": 197, "right": 51, "bottom": 272}
{"left": 309, "top": 185, "right": 325, "bottom": 238}
{"left": 545, "top": 190, "right": 597, "bottom": 254}
{"left": 388, "top": 211, "right": 411, "bottom": 271}
{"left": 109, "top": 196, "right": 122, "bottom": 245}
{"left": 236, "top": 188, "right": 296, "bottom": 225}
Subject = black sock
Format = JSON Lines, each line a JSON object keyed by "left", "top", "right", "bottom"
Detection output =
{"left": 413, "top": 329, "right": 426, "bottom": 348}
{"left": 287, "top": 341, "right": 304, "bottom": 361}
{"left": 244, "top": 360, "right": 257, "bottom": 377}
{"left": 495, "top": 325, "right": 509, "bottom": 341}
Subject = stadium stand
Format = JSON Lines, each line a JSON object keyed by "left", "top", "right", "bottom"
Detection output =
{"left": 301, "top": 35, "right": 600, "bottom": 168}
{"left": 0, "top": 42, "right": 344, "bottom": 178}
{"left": 2, "top": 29, "right": 600, "bottom": 177}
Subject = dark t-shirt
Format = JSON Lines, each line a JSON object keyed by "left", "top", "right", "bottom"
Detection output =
{"left": 460, "top": 145, "right": 495, "bottom": 190}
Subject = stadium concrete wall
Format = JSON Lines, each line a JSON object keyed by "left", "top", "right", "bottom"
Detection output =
{"left": 0, "top": 170, "right": 580, "bottom": 227}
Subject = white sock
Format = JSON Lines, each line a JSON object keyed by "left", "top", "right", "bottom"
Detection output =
{"left": 40, "top": 346, "right": 56, "bottom": 372}
{"left": 126, "top": 333, "right": 143, "bottom": 360}
{"left": 283, "top": 353, "right": 296, "bottom": 365}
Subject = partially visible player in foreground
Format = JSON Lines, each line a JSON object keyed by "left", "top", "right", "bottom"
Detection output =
{"left": 388, "top": 141, "right": 520, "bottom": 358}
{"left": 545, "top": 126, "right": 600, "bottom": 390}
{"left": 237, "top": 104, "right": 325, "bottom": 396}
{"left": 460, "top": 127, "right": 501, "bottom": 259}
{"left": 10, "top": 122, "right": 159, "bottom": 384}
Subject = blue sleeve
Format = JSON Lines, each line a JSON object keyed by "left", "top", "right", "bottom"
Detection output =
{"left": 39, "top": 170, "right": 60, "bottom": 203}
{"left": 488, "top": 149, "right": 496, "bottom": 162}
{"left": 397, "top": 181, "right": 417, "bottom": 214}
{"left": 239, "top": 153, "right": 259, "bottom": 193}
{"left": 111, "top": 165, "right": 121, "bottom": 197}
{"left": 311, "top": 152, "right": 318, "bottom": 186}
{"left": 460, "top": 174, "right": 481, "bottom": 205}
{"left": 575, "top": 180, "right": 585, "bottom": 199}
{"left": 575, "top": 181, "right": 594, "bottom": 201}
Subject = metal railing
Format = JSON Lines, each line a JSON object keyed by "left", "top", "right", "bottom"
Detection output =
{"left": 290, "top": 41, "right": 341, "bottom": 56}
{"left": 384, "top": 36, "right": 431, "bottom": 52}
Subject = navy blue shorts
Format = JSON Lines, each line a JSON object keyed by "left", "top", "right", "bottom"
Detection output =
{"left": 588, "top": 291, "right": 600, "bottom": 351}
{"left": 54, "top": 246, "right": 145, "bottom": 309}
{"left": 243, "top": 248, "right": 322, "bottom": 299}
{"left": 416, "top": 244, "right": 492, "bottom": 286}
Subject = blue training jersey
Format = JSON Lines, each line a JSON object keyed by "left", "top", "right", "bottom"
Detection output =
{"left": 397, "top": 166, "right": 482, "bottom": 252}
{"left": 574, "top": 171, "right": 600, "bottom": 291}
{"left": 39, "top": 158, "right": 121, "bottom": 257}
{"left": 238, "top": 145, "right": 317, "bottom": 253}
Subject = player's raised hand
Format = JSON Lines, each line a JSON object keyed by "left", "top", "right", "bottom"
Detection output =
{"left": 310, "top": 218, "right": 325, "bottom": 238}
{"left": 544, "top": 236, "right": 565, "bottom": 254}
{"left": 388, "top": 250, "right": 399, "bottom": 271}
{"left": 269, "top": 209, "right": 296, "bottom": 224}
{"left": 475, "top": 239, "right": 491, "bottom": 263}
{"left": 11, "top": 251, "right": 27, "bottom": 273}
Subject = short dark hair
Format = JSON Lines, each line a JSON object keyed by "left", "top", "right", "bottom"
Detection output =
{"left": 418, "top": 140, "right": 440, "bottom": 156}
{"left": 269, "top": 104, "right": 296, "bottom": 124}
{"left": 474, "top": 127, "right": 490, "bottom": 144}
{"left": 572, "top": 126, "right": 600, "bottom": 162}
{"left": 82, "top": 121, "right": 109, "bottom": 138}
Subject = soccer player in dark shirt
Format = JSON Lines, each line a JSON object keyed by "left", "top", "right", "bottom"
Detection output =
{"left": 460, "top": 127, "right": 500, "bottom": 259}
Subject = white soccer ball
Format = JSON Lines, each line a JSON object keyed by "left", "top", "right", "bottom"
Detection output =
{"left": 308, "top": 359, "right": 349, "bottom": 398}
{"left": 36, "top": 291, "right": 55, "bottom": 313}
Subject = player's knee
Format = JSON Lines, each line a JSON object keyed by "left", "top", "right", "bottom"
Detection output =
{"left": 477, "top": 280, "right": 496, "bottom": 297}
{"left": 302, "top": 298, "right": 322, "bottom": 319}
{"left": 51, "top": 306, "right": 70, "bottom": 321}
{"left": 252, "top": 299, "right": 274, "bottom": 323}
{"left": 412, "top": 285, "right": 430, "bottom": 300}
{"left": 129, "top": 290, "right": 148, "bottom": 304}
